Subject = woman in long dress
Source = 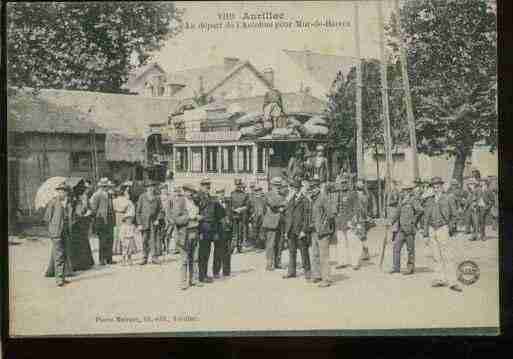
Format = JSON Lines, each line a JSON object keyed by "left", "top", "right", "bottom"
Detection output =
{"left": 68, "top": 183, "right": 95, "bottom": 270}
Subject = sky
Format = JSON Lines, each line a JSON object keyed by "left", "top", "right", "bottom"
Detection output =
{"left": 150, "top": 1, "right": 395, "bottom": 73}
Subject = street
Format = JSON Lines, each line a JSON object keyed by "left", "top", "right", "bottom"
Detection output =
{"left": 9, "top": 225, "right": 499, "bottom": 336}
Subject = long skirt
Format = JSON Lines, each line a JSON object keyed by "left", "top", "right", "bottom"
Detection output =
{"left": 69, "top": 218, "right": 95, "bottom": 271}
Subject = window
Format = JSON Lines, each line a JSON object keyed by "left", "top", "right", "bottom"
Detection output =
{"left": 206, "top": 147, "right": 218, "bottom": 173}
{"left": 70, "top": 152, "right": 92, "bottom": 171}
{"left": 257, "top": 146, "right": 265, "bottom": 173}
{"left": 238, "top": 146, "right": 253, "bottom": 173}
{"left": 191, "top": 147, "right": 203, "bottom": 173}
{"left": 175, "top": 148, "right": 188, "bottom": 172}
{"left": 221, "top": 146, "right": 235, "bottom": 173}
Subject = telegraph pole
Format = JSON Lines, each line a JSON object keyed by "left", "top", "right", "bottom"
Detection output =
{"left": 377, "top": 0, "right": 393, "bottom": 207}
{"left": 394, "top": 0, "right": 419, "bottom": 180}
{"left": 353, "top": 1, "right": 365, "bottom": 180}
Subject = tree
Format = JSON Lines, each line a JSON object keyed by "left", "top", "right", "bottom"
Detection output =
{"left": 395, "top": 0, "right": 496, "bottom": 183}
{"left": 326, "top": 60, "right": 408, "bottom": 174}
{"left": 7, "top": 2, "right": 183, "bottom": 93}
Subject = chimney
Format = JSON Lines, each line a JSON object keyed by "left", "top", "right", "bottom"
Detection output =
{"left": 262, "top": 67, "right": 274, "bottom": 87}
{"left": 224, "top": 57, "right": 239, "bottom": 70}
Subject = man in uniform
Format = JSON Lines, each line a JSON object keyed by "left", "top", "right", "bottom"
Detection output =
{"left": 262, "top": 177, "right": 286, "bottom": 270}
{"left": 90, "top": 177, "right": 116, "bottom": 265}
{"left": 389, "top": 181, "right": 423, "bottom": 275}
{"left": 423, "top": 177, "right": 461, "bottom": 291}
{"left": 231, "top": 178, "right": 250, "bottom": 253}
{"left": 135, "top": 180, "right": 163, "bottom": 265}
{"left": 308, "top": 176, "right": 335, "bottom": 287}
{"left": 196, "top": 177, "right": 224, "bottom": 283}
{"left": 212, "top": 188, "right": 232, "bottom": 277}
{"left": 283, "top": 179, "right": 311, "bottom": 281}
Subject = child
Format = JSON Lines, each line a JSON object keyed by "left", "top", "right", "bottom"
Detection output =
{"left": 118, "top": 188, "right": 137, "bottom": 266}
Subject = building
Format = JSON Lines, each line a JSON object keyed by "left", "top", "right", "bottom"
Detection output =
{"left": 8, "top": 92, "right": 107, "bottom": 223}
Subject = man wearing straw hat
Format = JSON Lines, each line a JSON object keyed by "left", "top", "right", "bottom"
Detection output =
{"left": 44, "top": 181, "right": 73, "bottom": 287}
{"left": 90, "top": 177, "right": 116, "bottom": 266}
{"left": 423, "top": 176, "right": 461, "bottom": 292}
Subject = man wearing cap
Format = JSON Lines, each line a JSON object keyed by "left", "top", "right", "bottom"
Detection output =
{"left": 423, "top": 177, "right": 461, "bottom": 291}
{"left": 196, "top": 177, "right": 225, "bottom": 283}
{"left": 283, "top": 179, "right": 311, "bottom": 280}
{"left": 213, "top": 188, "right": 232, "bottom": 278}
{"left": 389, "top": 181, "right": 423, "bottom": 275}
{"left": 262, "top": 177, "right": 287, "bottom": 270}
{"left": 90, "top": 178, "right": 116, "bottom": 265}
{"left": 44, "top": 182, "right": 74, "bottom": 287}
{"left": 250, "top": 185, "right": 266, "bottom": 249}
{"left": 307, "top": 176, "right": 335, "bottom": 287}
{"left": 231, "top": 178, "right": 250, "bottom": 253}
{"left": 136, "top": 180, "right": 163, "bottom": 265}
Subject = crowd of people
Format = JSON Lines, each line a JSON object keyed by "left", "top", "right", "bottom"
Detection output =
{"left": 43, "top": 166, "right": 498, "bottom": 293}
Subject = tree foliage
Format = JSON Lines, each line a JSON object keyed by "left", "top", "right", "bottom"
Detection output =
{"left": 7, "top": 2, "right": 183, "bottom": 93}
{"left": 396, "top": 0, "right": 496, "bottom": 180}
{"left": 326, "top": 60, "right": 408, "bottom": 171}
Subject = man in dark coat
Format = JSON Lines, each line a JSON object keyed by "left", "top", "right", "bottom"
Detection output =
{"left": 136, "top": 180, "right": 163, "bottom": 265}
{"left": 44, "top": 182, "right": 74, "bottom": 286}
{"left": 283, "top": 179, "right": 311, "bottom": 281}
{"left": 231, "top": 178, "right": 250, "bottom": 253}
{"left": 196, "top": 177, "right": 225, "bottom": 283}
{"left": 308, "top": 176, "right": 335, "bottom": 287}
{"left": 90, "top": 177, "right": 116, "bottom": 265}
{"left": 389, "top": 181, "right": 423, "bottom": 275}
{"left": 213, "top": 188, "right": 232, "bottom": 277}
{"left": 262, "top": 177, "right": 286, "bottom": 270}
{"left": 250, "top": 186, "right": 266, "bottom": 249}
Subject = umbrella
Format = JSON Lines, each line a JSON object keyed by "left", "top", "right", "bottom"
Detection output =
{"left": 34, "top": 176, "right": 66, "bottom": 211}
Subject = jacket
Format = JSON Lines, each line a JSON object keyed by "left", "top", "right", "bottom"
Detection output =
{"left": 309, "top": 190, "right": 335, "bottom": 237}
{"left": 423, "top": 193, "right": 456, "bottom": 234}
{"left": 89, "top": 190, "right": 115, "bottom": 225}
{"left": 262, "top": 190, "right": 285, "bottom": 230}
{"left": 391, "top": 197, "right": 423, "bottom": 235}
{"left": 169, "top": 195, "right": 190, "bottom": 228}
{"left": 284, "top": 192, "right": 309, "bottom": 236}
{"left": 198, "top": 194, "right": 225, "bottom": 235}
{"left": 44, "top": 197, "right": 73, "bottom": 238}
{"left": 136, "top": 192, "right": 163, "bottom": 230}
{"left": 334, "top": 190, "right": 358, "bottom": 230}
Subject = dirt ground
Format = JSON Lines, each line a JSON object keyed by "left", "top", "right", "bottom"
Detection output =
{"left": 9, "top": 225, "right": 499, "bottom": 336}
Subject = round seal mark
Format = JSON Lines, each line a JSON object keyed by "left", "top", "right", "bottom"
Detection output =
{"left": 457, "top": 260, "right": 480, "bottom": 286}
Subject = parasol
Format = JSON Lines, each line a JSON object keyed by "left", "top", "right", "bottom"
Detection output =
{"left": 34, "top": 176, "right": 66, "bottom": 210}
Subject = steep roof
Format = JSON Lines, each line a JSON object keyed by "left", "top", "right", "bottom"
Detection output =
{"left": 167, "top": 60, "right": 273, "bottom": 101}
{"left": 283, "top": 50, "right": 356, "bottom": 91}
{"left": 37, "top": 89, "right": 179, "bottom": 137}
{"left": 8, "top": 91, "right": 105, "bottom": 134}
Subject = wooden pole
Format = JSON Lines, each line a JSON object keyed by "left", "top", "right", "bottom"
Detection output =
{"left": 377, "top": 0, "right": 393, "bottom": 210}
{"left": 91, "top": 129, "right": 98, "bottom": 183}
{"left": 353, "top": 1, "right": 365, "bottom": 180}
{"left": 394, "top": 0, "right": 419, "bottom": 180}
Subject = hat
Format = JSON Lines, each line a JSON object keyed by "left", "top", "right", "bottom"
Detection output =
{"left": 402, "top": 181, "right": 414, "bottom": 190}
{"left": 183, "top": 184, "right": 196, "bottom": 192}
{"left": 122, "top": 180, "right": 133, "bottom": 187}
{"left": 234, "top": 178, "right": 242, "bottom": 185}
{"left": 270, "top": 177, "right": 283, "bottom": 186}
{"left": 97, "top": 177, "right": 110, "bottom": 187}
{"left": 430, "top": 176, "right": 444, "bottom": 185}
{"left": 107, "top": 180, "right": 115, "bottom": 187}
{"left": 471, "top": 167, "right": 479, "bottom": 173}
{"left": 315, "top": 144, "right": 324, "bottom": 151}
{"left": 144, "top": 180, "right": 157, "bottom": 187}
{"left": 200, "top": 177, "right": 211, "bottom": 185}
{"left": 290, "top": 180, "right": 302, "bottom": 189}
{"left": 56, "top": 181, "right": 70, "bottom": 191}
